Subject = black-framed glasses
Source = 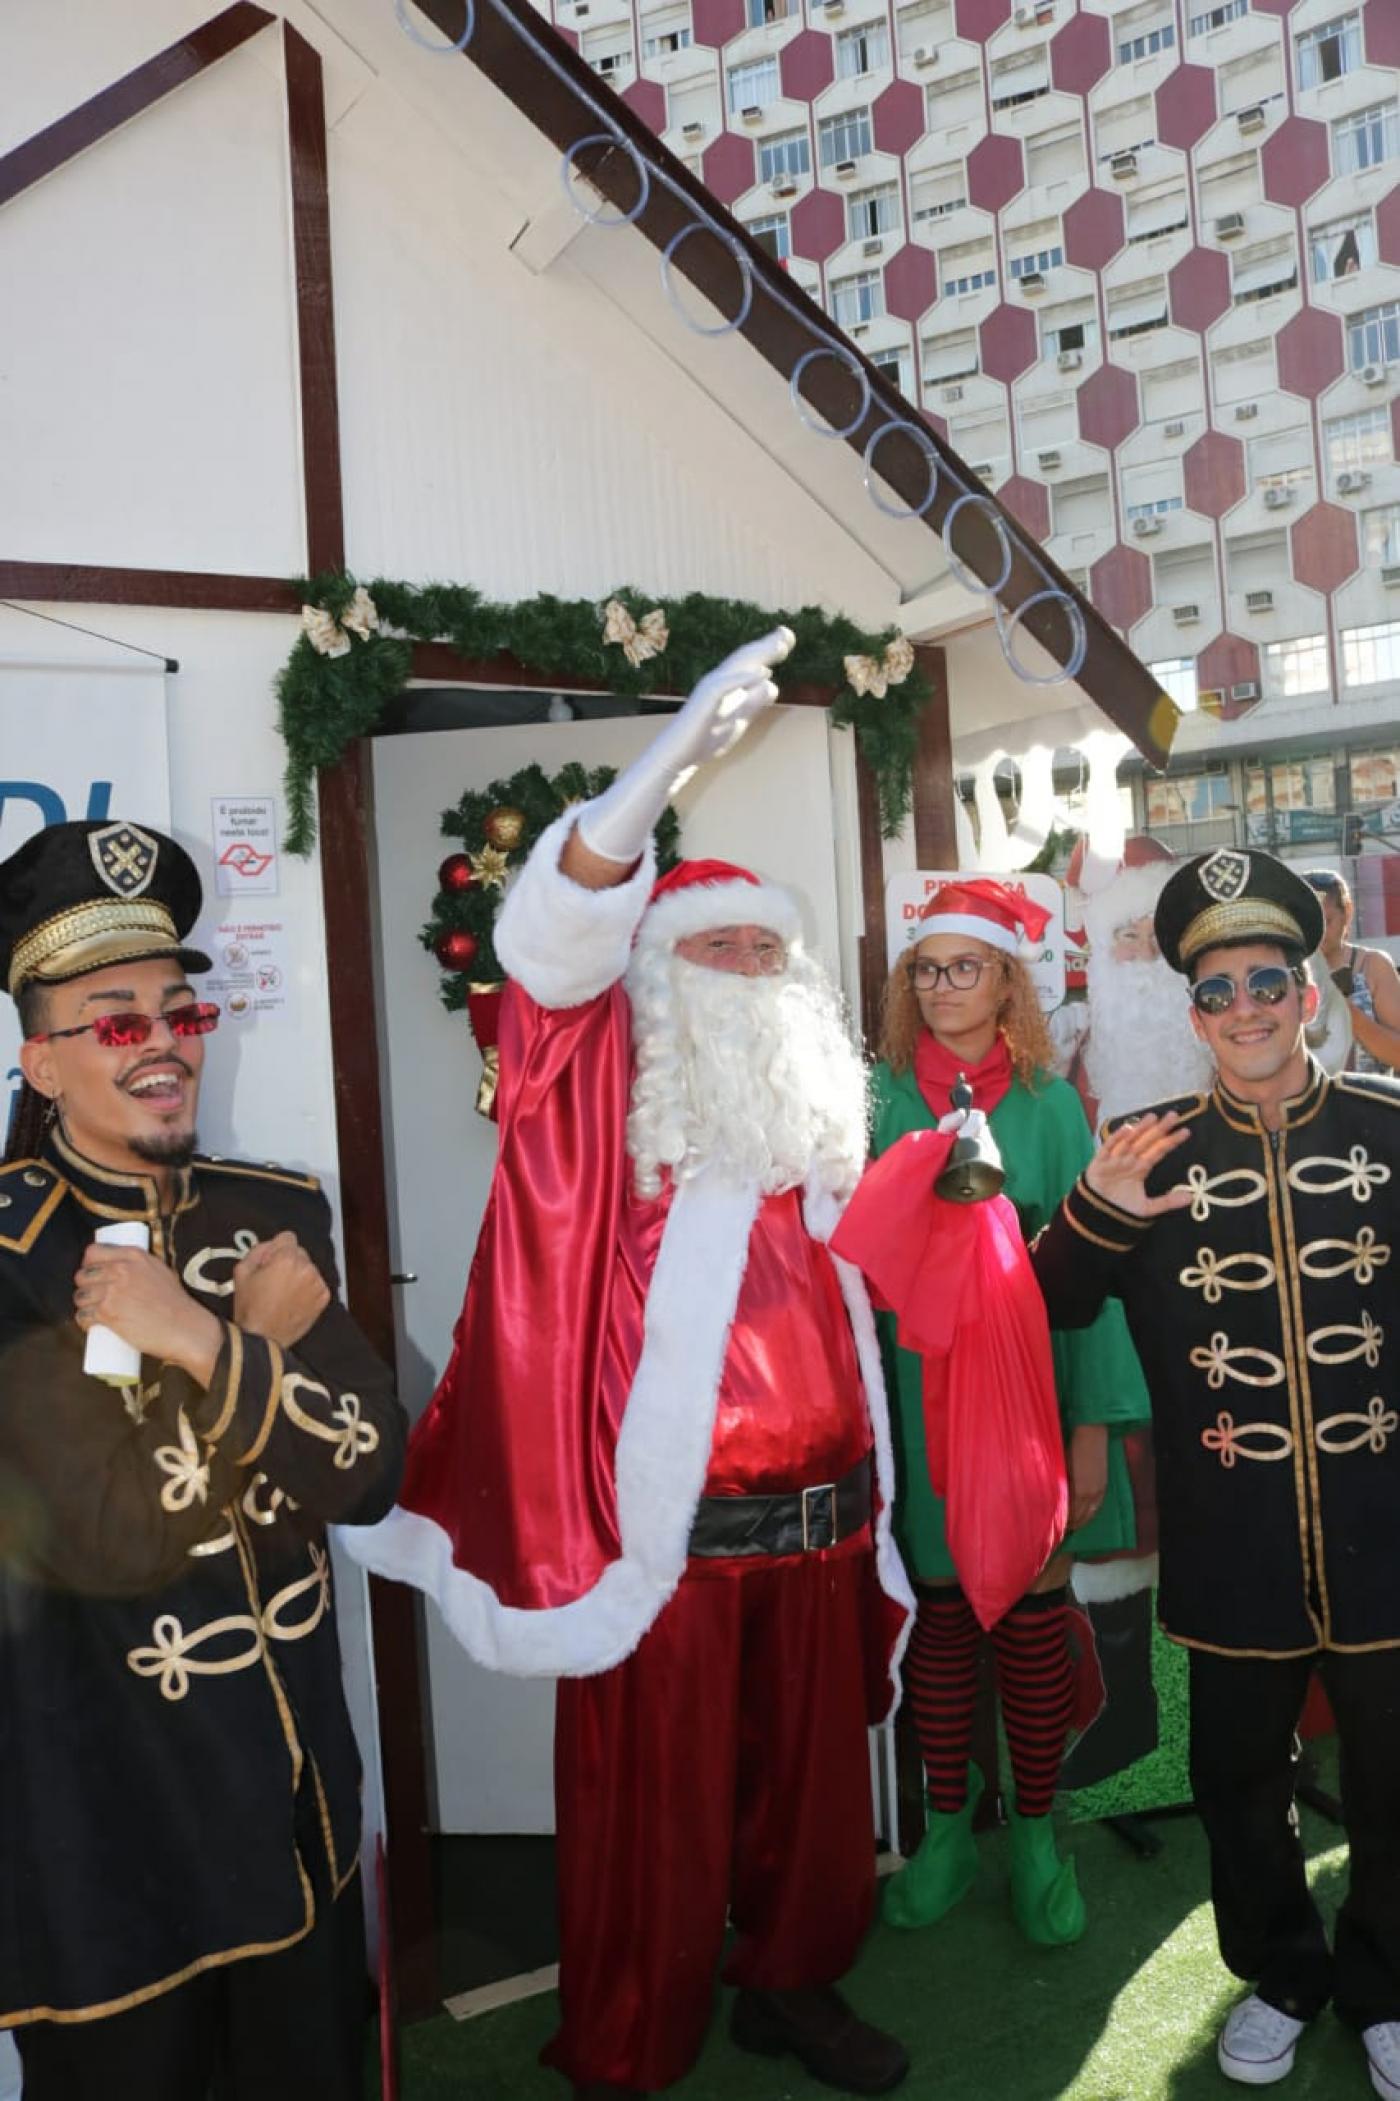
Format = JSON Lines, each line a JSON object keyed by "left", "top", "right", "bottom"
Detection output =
{"left": 29, "top": 1002, "right": 221, "bottom": 1049}
{"left": 1190, "top": 967, "right": 1302, "bottom": 1018}
{"left": 908, "top": 956, "right": 989, "bottom": 991}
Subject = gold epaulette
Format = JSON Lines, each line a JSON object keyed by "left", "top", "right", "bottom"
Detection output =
{"left": 193, "top": 1155, "right": 321, "bottom": 1193}
{"left": 1100, "top": 1091, "right": 1209, "bottom": 1143}
{"left": 0, "top": 1156, "right": 68, "bottom": 1254}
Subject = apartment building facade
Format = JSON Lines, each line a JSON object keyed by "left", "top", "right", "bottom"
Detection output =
{"left": 545, "top": 0, "right": 1400, "bottom": 874}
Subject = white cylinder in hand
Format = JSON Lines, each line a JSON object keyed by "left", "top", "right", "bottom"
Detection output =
{"left": 83, "top": 1221, "right": 151, "bottom": 1385}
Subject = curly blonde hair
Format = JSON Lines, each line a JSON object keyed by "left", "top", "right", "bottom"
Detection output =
{"left": 878, "top": 946, "right": 1054, "bottom": 1089}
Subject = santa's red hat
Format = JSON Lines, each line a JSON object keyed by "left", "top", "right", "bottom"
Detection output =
{"left": 634, "top": 857, "right": 803, "bottom": 958}
{"left": 1065, "top": 834, "right": 1176, "bottom": 950}
{"left": 916, "top": 878, "right": 1051, "bottom": 955}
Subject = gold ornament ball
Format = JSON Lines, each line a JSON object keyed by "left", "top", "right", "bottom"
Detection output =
{"left": 484, "top": 805, "right": 526, "bottom": 850}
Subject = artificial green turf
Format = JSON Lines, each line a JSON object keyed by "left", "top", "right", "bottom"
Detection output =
{"left": 382, "top": 1797, "right": 1364, "bottom": 2101}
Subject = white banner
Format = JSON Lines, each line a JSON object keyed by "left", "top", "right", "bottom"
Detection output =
{"left": 0, "top": 662, "right": 171, "bottom": 1139}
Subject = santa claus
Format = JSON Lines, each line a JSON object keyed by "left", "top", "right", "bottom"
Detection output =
{"left": 350, "top": 634, "right": 913, "bottom": 2101}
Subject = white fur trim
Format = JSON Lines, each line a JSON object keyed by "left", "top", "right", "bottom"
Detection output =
{"left": 1079, "top": 863, "right": 1174, "bottom": 954}
{"left": 914, "top": 911, "right": 1021, "bottom": 955}
{"left": 634, "top": 877, "right": 803, "bottom": 957}
{"left": 341, "top": 1169, "right": 759, "bottom": 1678}
{"left": 1071, "top": 1553, "right": 1158, "bottom": 1603}
{"left": 495, "top": 807, "right": 656, "bottom": 1009}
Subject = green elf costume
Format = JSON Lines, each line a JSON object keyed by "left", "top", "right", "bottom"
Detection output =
{"left": 871, "top": 878, "right": 1150, "bottom": 1945}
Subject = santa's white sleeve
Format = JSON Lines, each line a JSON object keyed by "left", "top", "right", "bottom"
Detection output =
{"left": 494, "top": 808, "right": 658, "bottom": 1011}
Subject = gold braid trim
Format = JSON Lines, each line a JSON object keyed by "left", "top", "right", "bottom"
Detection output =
{"left": 11, "top": 900, "right": 176, "bottom": 994}
{"left": 1179, "top": 899, "right": 1306, "bottom": 966}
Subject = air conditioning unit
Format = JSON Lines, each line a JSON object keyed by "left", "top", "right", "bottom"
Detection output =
{"left": 849, "top": 322, "right": 869, "bottom": 337}
{"left": 1231, "top": 679, "right": 1262, "bottom": 703}
{"left": 862, "top": 237, "right": 884, "bottom": 257}
{"left": 1173, "top": 602, "right": 1201, "bottom": 623}
{"left": 573, "top": 2, "right": 589, "bottom": 12}
{"left": 1384, "top": 564, "right": 1400, "bottom": 588}
{"left": 770, "top": 173, "right": 797, "bottom": 195}
{"left": 1237, "top": 104, "right": 1266, "bottom": 133}
{"left": 1038, "top": 448, "right": 1062, "bottom": 469}
{"left": 1215, "top": 212, "right": 1245, "bottom": 239}
{"left": 741, "top": 104, "right": 764, "bottom": 123}
{"left": 1110, "top": 151, "right": 1138, "bottom": 179}
{"left": 913, "top": 45, "right": 938, "bottom": 65}
{"left": 1020, "top": 270, "right": 1046, "bottom": 293}
{"left": 1263, "top": 485, "right": 1293, "bottom": 509}
{"left": 1013, "top": 3, "right": 1038, "bottom": 22}
{"left": 1235, "top": 401, "right": 1259, "bottom": 420}
{"left": 822, "top": 0, "right": 844, "bottom": 14}
{"left": 682, "top": 120, "right": 705, "bottom": 138}
{"left": 1337, "top": 469, "right": 1372, "bottom": 495}
{"left": 1057, "top": 348, "right": 1083, "bottom": 370}
{"left": 972, "top": 461, "right": 996, "bottom": 481}
{"left": 1361, "top": 362, "right": 1387, "bottom": 387}
{"left": 942, "top": 383, "right": 965, "bottom": 402}
{"left": 835, "top": 158, "right": 858, "bottom": 177}
{"left": 1245, "top": 589, "right": 1274, "bottom": 613}
{"left": 1132, "top": 514, "right": 1163, "bottom": 537}
{"left": 1165, "top": 418, "right": 1186, "bottom": 438}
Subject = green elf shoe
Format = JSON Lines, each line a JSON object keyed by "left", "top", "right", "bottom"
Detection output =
{"left": 882, "top": 1764, "right": 984, "bottom": 1931}
{"left": 1006, "top": 1807, "right": 1086, "bottom": 1947}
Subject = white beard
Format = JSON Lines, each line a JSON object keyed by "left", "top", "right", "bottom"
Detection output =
{"left": 624, "top": 946, "right": 867, "bottom": 1202}
{"left": 1083, "top": 953, "right": 1214, "bottom": 1125}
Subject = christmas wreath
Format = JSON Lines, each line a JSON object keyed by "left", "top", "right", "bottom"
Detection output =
{"left": 276, "top": 570, "right": 931, "bottom": 854}
{"left": 422, "top": 762, "right": 681, "bottom": 1115}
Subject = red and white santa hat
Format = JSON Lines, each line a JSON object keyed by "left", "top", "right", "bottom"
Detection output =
{"left": 916, "top": 877, "right": 1051, "bottom": 954}
{"left": 634, "top": 857, "right": 804, "bottom": 958}
{"left": 1064, "top": 833, "right": 1176, "bottom": 952}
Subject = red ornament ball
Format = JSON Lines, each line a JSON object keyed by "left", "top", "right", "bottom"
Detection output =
{"left": 434, "top": 928, "right": 479, "bottom": 972}
{"left": 438, "top": 852, "right": 475, "bottom": 894}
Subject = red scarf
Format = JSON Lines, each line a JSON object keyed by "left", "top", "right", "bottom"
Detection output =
{"left": 914, "top": 1029, "right": 1013, "bottom": 1122}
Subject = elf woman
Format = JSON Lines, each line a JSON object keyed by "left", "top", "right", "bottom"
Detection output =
{"left": 871, "top": 878, "right": 1150, "bottom": 1945}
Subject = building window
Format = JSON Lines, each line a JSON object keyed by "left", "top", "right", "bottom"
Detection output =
{"left": 925, "top": 69, "right": 986, "bottom": 129}
{"left": 990, "top": 52, "right": 1050, "bottom": 109}
{"left": 922, "top": 327, "right": 979, "bottom": 381}
{"left": 911, "top": 167, "right": 967, "bottom": 223}
{"left": 1296, "top": 14, "right": 1361, "bottom": 90}
{"left": 870, "top": 347, "right": 911, "bottom": 393}
{"left": 944, "top": 266, "right": 998, "bottom": 295}
{"left": 832, "top": 270, "right": 885, "bottom": 327}
{"left": 1348, "top": 303, "right": 1400, "bottom": 372}
{"left": 942, "top": 237, "right": 997, "bottom": 295}
{"left": 1262, "top": 633, "right": 1329, "bottom": 699}
{"left": 1310, "top": 211, "right": 1377, "bottom": 283}
{"left": 1146, "top": 774, "right": 1234, "bottom": 827}
{"left": 1127, "top": 185, "right": 1189, "bottom": 243}
{"left": 1333, "top": 102, "right": 1400, "bottom": 177}
{"left": 1126, "top": 494, "right": 1184, "bottom": 521}
{"left": 584, "top": 35, "right": 634, "bottom": 82}
{"left": 727, "top": 56, "right": 780, "bottom": 112}
{"left": 1363, "top": 505, "right": 1400, "bottom": 568}
{"left": 847, "top": 183, "right": 900, "bottom": 240}
{"left": 1248, "top": 427, "right": 1313, "bottom": 492}
{"left": 1027, "top": 121, "right": 1084, "bottom": 187}
{"left": 1343, "top": 620, "right": 1400, "bottom": 689}
{"left": 758, "top": 129, "right": 810, "bottom": 180}
{"left": 1324, "top": 406, "right": 1393, "bottom": 478}
{"left": 1232, "top": 239, "right": 1299, "bottom": 305}
{"left": 1351, "top": 747, "right": 1400, "bottom": 805}
{"left": 1009, "top": 241, "right": 1064, "bottom": 278}
{"left": 819, "top": 107, "right": 873, "bottom": 165}
{"left": 1119, "top": 21, "right": 1175, "bottom": 62}
{"left": 1149, "top": 657, "right": 1199, "bottom": 712}
{"left": 746, "top": 212, "right": 791, "bottom": 260}
{"left": 1043, "top": 313, "right": 1099, "bottom": 358}
{"left": 642, "top": 9, "right": 693, "bottom": 56}
{"left": 1107, "top": 280, "right": 1169, "bottom": 339}
{"left": 1095, "top": 96, "right": 1158, "bottom": 162}
{"left": 836, "top": 21, "right": 889, "bottom": 77}
{"left": 1188, "top": 0, "right": 1245, "bottom": 32}
{"left": 746, "top": 0, "right": 795, "bottom": 22}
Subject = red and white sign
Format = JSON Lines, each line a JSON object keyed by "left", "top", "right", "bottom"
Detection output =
{"left": 212, "top": 795, "right": 278, "bottom": 897}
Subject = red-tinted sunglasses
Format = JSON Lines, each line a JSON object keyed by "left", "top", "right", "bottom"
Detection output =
{"left": 29, "top": 1001, "right": 221, "bottom": 1049}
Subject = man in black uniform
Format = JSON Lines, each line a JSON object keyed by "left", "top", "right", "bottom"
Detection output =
{"left": 1031, "top": 848, "right": 1400, "bottom": 2100}
{"left": 0, "top": 820, "right": 405, "bottom": 2100}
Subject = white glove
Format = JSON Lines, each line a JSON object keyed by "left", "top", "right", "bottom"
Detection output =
{"left": 937, "top": 1106, "right": 988, "bottom": 1141}
{"left": 577, "top": 628, "right": 795, "bottom": 866}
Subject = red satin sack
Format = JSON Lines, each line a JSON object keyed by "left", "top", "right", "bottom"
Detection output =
{"left": 832, "top": 1129, "right": 1068, "bottom": 1630}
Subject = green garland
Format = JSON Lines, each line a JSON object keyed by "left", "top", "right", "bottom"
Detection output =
{"left": 423, "top": 763, "right": 680, "bottom": 1011}
{"left": 276, "top": 570, "right": 931, "bottom": 853}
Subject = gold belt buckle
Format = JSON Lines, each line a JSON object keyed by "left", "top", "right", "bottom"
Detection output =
{"left": 801, "top": 1481, "right": 839, "bottom": 1551}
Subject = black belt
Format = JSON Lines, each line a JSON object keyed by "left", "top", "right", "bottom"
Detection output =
{"left": 687, "top": 1457, "right": 872, "bottom": 1559}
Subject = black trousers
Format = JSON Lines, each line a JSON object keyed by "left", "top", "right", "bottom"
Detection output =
{"left": 13, "top": 1876, "right": 367, "bottom": 2101}
{"left": 1189, "top": 1645, "right": 1400, "bottom": 2029}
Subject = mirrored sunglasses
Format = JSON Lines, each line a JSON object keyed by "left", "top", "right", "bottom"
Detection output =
{"left": 31, "top": 1001, "right": 221, "bottom": 1049}
{"left": 1190, "top": 967, "right": 1299, "bottom": 1018}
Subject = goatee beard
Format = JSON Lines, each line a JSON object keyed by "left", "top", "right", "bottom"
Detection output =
{"left": 129, "top": 1129, "right": 198, "bottom": 1169}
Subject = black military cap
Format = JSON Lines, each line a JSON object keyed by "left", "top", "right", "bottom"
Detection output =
{"left": 1154, "top": 847, "right": 1324, "bottom": 976}
{"left": 0, "top": 820, "right": 211, "bottom": 1000}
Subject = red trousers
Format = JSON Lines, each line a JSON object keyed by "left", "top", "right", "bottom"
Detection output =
{"left": 543, "top": 1545, "right": 877, "bottom": 2090}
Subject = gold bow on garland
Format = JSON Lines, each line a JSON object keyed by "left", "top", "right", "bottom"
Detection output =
{"left": 843, "top": 634, "right": 915, "bottom": 700}
{"left": 602, "top": 597, "right": 669, "bottom": 668}
{"left": 301, "top": 587, "right": 380, "bottom": 659}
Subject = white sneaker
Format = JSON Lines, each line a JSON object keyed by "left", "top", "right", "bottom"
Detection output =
{"left": 1364, "top": 2022, "right": 1400, "bottom": 2101}
{"left": 1217, "top": 1996, "right": 1306, "bottom": 2085}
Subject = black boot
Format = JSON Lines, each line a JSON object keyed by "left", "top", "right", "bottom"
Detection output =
{"left": 731, "top": 1986, "right": 909, "bottom": 2095}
